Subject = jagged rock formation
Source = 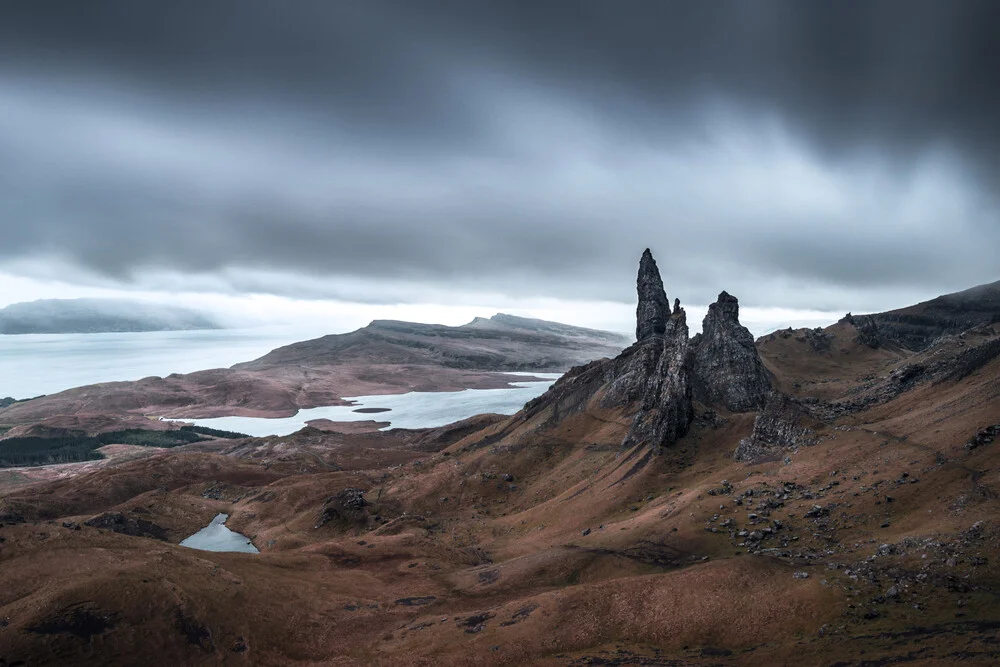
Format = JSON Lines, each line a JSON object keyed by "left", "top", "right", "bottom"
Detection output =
{"left": 689, "top": 292, "right": 771, "bottom": 412}
{"left": 619, "top": 308, "right": 694, "bottom": 448}
{"left": 525, "top": 249, "right": 772, "bottom": 449}
{"left": 635, "top": 248, "right": 670, "bottom": 341}
{"left": 734, "top": 394, "right": 818, "bottom": 463}
{"left": 852, "top": 314, "right": 882, "bottom": 349}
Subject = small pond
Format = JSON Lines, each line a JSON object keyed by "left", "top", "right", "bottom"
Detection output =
{"left": 179, "top": 513, "right": 259, "bottom": 553}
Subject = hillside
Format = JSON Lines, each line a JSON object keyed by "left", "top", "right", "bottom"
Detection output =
{"left": 239, "top": 314, "right": 631, "bottom": 372}
{"left": 0, "top": 252, "right": 998, "bottom": 665}
{"left": 0, "top": 314, "right": 631, "bottom": 427}
{"left": 849, "top": 279, "right": 1000, "bottom": 351}
{"left": 0, "top": 298, "right": 221, "bottom": 334}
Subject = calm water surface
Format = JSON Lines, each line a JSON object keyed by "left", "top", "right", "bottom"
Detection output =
{"left": 175, "top": 376, "right": 560, "bottom": 436}
{"left": 0, "top": 327, "right": 334, "bottom": 398}
{"left": 179, "top": 513, "right": 259, "bottom": 553}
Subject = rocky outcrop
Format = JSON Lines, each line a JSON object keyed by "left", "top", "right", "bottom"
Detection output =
{"left": 635, "top": 248, "right": 670, "bottom": 341}
{"left": 943, "top": 337, "right": 1000, "bottom": 382}
{"left": 852, "top": 314, "right": 882, "bottom": 349}
{"left": 315, "top": 488, "right": 369, "bottom": 529}
{"left": 966, "top": 425, "right": 1000, "bottom": 452}
{"left": 83, "top": 512, "right": 168, "bottom": 540}
{"left": 620, "top": 308, "right": 694, "bottom": 448}
{"left": 690, "top": 292, "right": 771, "bottom": 412}
{"left": 521, "top": 250, "right": 779, "bottom": 449}
{"left": 526, "top": 249, "right": 780, "bottom": 450}
{"left": 734, "top": 394, "right": 817, "bottom": 463}
{"left": 806, "top": 327, "right": 1000, "bottom": 420}
{"left": 802, "top": 327, "right": 835, "bottom": 353}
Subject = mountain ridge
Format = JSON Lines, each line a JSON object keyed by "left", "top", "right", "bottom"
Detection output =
{"left": 848, "top": 279, "right": 1000, "bottom": 351}
{"left": 0, "top": 298, "right": 221, "bottom": 335}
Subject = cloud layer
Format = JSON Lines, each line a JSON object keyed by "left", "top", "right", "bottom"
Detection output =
{"left": 1, "top": 1, "right": 997, "bottom": 314}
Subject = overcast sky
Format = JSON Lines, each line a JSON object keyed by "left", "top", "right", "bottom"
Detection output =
{"left": 1, "top": 1, "right": 998, "bottom": 335}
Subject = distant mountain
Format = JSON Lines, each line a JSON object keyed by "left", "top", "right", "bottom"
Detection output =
{"left": 0, "top": 299, "right": 222, "bottom": 334}
{"left": 238, "top": 313, "right": 633, "bottom": 372}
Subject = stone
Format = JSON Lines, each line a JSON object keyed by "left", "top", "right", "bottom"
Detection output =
{"left": 635, "top": 248, "right": 670, "bottom": 341}
{"left": 689, "top": 291, "right": 771, "bottom": 412}
{"left": 848, "top": 280, "right": 1000, "bottom": 351}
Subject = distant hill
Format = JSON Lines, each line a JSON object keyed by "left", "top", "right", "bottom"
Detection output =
{"left": 0, "top": 299, "right": 222, "bottom": 334}
{"left": 238, "top": 313, "right": 633, "bottom": 372}
{"left": 0, "top": 313, "right": 633, "bottom": 423}
{"left": 852, "top": 279, "right": 1000, "bottom": 350}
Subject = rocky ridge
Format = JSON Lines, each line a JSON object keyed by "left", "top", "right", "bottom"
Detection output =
{"left": 846, "top": 280, "right": 1000, "bottom": 351}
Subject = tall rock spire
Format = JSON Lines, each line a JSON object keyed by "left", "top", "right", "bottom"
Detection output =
{"left": 635, "top": 248, "right": 670, "bottom": 341}
{"left": 622, "top": 303, "right": 694, "bottom": 448}
{"left": 524, "top": 248, "right": 771, "bottom": 453}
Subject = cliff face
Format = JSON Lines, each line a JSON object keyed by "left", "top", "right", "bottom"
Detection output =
{"left": 848, "top": 280, "right": 1000, "bottom": 351}
{"left": 618, "top": 308, "right": 694, "bottom": 449}
{"left": 689, "top": 291, "right": 772, "bottom": 412}
{"left": 526, "top": 249, "right": 770, "bottom": 449}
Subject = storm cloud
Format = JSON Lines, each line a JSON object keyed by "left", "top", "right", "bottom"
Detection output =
{"left": 1, "top": 1, "right": 998, "bottom": 313}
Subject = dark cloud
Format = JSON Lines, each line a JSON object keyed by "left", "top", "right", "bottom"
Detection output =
{"left": 0, "top": 1, "right": 998, "bottom": 312}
